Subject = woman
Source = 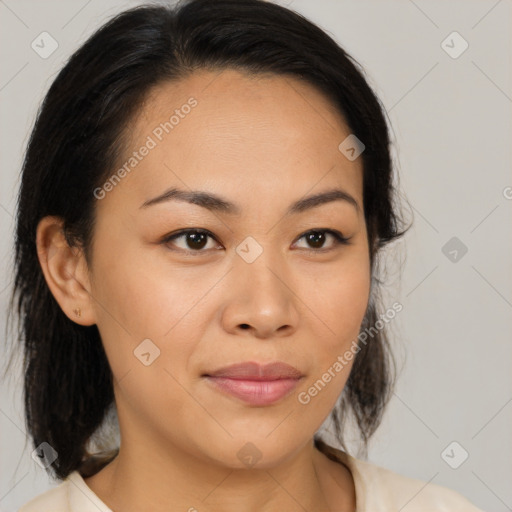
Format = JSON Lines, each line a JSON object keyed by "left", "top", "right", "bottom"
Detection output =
{"left": 7, "top": 0, "right": 484, "bottom": 510}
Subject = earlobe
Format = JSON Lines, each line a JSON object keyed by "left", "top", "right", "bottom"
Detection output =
{"left": 35, "top": 215, "right": 96, "bottom": 326}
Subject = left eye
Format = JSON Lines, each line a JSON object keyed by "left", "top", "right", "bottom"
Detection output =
{"left": 293, "top": 229, "right": 351, "bottom": 251}
{"left": 161, "top": 228, "right": 350, "bottom": 254}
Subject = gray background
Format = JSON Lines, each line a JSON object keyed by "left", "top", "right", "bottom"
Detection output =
{"left": 1, "top": 0, "right": 511, "bottom": 510}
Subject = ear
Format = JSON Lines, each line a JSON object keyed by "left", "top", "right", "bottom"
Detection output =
{"left": 36, "top": 215, "right": 96, "bottom": 326}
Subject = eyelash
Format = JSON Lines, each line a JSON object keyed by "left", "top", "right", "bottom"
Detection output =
{"left": 160, "top": 228, "right": 351, "bottom": 256}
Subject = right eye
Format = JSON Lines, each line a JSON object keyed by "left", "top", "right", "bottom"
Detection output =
{"left": 160, "top": 229, "right": 223, "bottom": 255}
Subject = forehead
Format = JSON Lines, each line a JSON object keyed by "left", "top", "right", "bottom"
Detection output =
{"left": 137, "top": 68, "right": 351, "bottom": 146}
{"left": 101, "top": 68, "right": 364, "bottom": 216}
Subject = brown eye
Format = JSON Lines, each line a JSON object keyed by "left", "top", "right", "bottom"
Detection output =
{"left": 305, "top": 231, "right": 327, "bottom": 249}
{"left": 294, "top": 229, "right": 350, "bottom": 251}
{"left": 182, "top": 231, "right": 209, "bottom": 250}
{"left": 162, "top": 229, "right": 219, "bottom": 253}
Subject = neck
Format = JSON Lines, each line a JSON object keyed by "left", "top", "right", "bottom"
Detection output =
{"left": 84, "top": 433, "right": 355, "bottom": 512}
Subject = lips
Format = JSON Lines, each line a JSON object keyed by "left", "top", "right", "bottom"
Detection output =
{"left": 203, "top": 361, "right": 304, "bottom": 406}
{"left": 205, "top": 361, "right": 303, "bottom": 380}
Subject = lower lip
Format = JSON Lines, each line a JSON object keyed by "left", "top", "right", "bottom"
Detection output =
{"left": 204, "top": 376, "right": 301, "bottom": 406}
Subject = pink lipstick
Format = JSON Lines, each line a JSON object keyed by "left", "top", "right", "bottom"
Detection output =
{"left": 203, "top": 361, "right": 303, "bottom": 406}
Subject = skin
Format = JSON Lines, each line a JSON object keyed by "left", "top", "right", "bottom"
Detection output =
{"left": 36, "top": 68, "right": 370, "bottom": 512}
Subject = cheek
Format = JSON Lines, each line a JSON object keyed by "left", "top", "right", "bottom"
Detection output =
{"left": 89, "top": 249, "right": 199, "bottom": 430}
{"left": 329, "top": 274, "right": 370, "bottom": 340}
{"left": 293, "top": 255, "right": 370, "bottom": 402}
{"left": 307, "top": 257, "right": 370, "bottom": 348}
{"left": 89, "top": 235, "right": 221, "bottom": 385}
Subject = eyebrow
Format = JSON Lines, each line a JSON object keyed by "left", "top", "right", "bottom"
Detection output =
{"left": 140, "top": 186, "right": 360, "bottom": 215}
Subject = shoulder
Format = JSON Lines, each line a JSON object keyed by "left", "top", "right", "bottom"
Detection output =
{"left": 18, "top": 470, "right": 112, "bottom": 512}
{"left": 17, "top": 480, "right": 69, "bottom": 512}
{"left": 316, "top": 440, "right": 485, "bottom": 512}
{"left": 350, "top": 455, "right": 485, "bottom": 511}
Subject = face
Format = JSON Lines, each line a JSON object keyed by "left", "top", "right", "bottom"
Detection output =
{"left": 85, "top": 68, "right": 370, "bottom": 469}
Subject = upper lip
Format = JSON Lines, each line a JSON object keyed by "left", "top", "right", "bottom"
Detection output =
{"left": 204, "top": 361, "right": 303, "bottom": 381}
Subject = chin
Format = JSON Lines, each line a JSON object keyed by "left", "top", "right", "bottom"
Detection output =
{"left": 197, "top": 433, "right": 309, "bottom": 471}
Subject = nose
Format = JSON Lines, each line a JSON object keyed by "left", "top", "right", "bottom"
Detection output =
{"left": 220, "top": 250, "right": 300, "bottom": 340}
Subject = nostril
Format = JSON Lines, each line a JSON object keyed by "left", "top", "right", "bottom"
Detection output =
{"left": 240, "top": 324, "right": 250, "bottom": 329}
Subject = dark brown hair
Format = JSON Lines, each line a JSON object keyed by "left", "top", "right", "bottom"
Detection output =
{"left": 4, "top": 0, "right": 410, "bottom": 480}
